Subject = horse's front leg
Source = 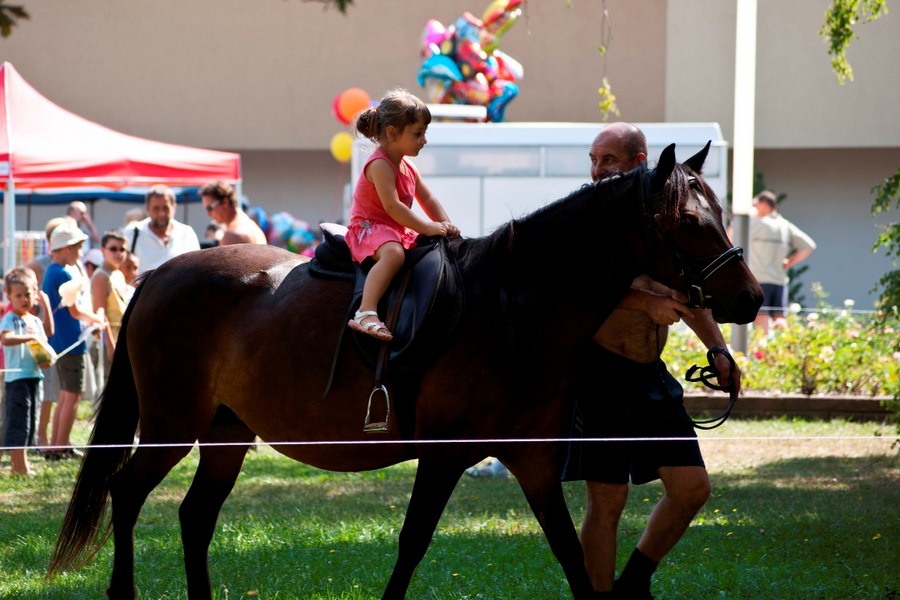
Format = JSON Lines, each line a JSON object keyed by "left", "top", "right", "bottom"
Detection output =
{"left": 381, "top": 458, "right": 463, "bottom": 600}
{"left": 507, "top": 451, "right": 597, "bottom": 600}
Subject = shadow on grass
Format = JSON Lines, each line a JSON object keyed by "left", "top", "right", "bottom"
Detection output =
{"left": 5, "top": 449, "right": 898, "bottom": 598}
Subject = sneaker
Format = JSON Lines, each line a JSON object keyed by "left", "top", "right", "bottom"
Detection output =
{"left": 465, "top": 460, "right": 510, "bottom": 478}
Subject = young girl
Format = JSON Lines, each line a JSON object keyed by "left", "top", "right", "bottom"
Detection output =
{"left": 346, "top": 89, "right": 459, "bottom": 341}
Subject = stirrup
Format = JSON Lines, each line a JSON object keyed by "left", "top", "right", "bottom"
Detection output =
{"left": 363, "top": 384, "right": 391, "bottom": 433}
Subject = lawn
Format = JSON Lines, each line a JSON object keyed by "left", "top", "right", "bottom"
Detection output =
{"left": 0, "top": 417, "right": 897, "bottom": 599}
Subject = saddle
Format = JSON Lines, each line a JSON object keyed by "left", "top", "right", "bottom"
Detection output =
{"left": 310, "top": 224, "right": 465, "bottom": 431}
{"left": 311, "top": 223, "right": 465, "bottom": 368}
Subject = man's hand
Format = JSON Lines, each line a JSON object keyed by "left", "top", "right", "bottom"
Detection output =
{"left": 712, "top": 350, "right": 741, "bottom": 395}
{"left": 644, "top": 294, "right": 694, "bottom": 326}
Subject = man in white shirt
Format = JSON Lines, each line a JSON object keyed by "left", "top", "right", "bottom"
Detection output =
{"left": 124, "top": 185, "right": 200, "bottom": 272}
{"left": 748, "top": 190, "right": 816, "bottom": 333}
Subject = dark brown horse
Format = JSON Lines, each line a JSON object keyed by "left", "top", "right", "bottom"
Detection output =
{"left": 49, "top": 144, "right": 762, "bottom": 599}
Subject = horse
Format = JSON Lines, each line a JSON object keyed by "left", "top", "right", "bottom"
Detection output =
{"left": 49, "top": 143, "right": 762, "bottom": 599}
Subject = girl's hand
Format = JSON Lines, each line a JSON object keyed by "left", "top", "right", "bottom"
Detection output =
{"left": 442, "top": 222, "right": 460, "bottom": 239}
{"left": 423, "top": 221, "right": 447, "bottom": 237}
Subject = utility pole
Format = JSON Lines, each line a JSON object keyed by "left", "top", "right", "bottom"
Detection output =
{"left": 730, "top": 0, "right": 758, "bottom": 353}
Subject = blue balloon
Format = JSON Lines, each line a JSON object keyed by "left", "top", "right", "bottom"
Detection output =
{"left": 417, "top": 54, "right": 464, "bottom": 86}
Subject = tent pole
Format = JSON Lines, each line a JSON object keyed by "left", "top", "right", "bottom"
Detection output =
{"left": 4, "top": 179, "right": 15, "bottom": 275}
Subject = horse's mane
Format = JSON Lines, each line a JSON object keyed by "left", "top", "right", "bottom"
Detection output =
{"left": 450, "top": 159, "right": 721, "bottom": 296}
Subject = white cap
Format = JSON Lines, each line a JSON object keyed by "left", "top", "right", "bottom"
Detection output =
{"left": 49, "top": 222, "right": 89, "bottom": 252}
{"left": 83, "top": 248, "right": 104, "bottom": 267}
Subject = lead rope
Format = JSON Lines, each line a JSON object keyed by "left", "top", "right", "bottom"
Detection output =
{"left": 684, "top": 346, "right": 738, "bottom": 429}
{"left": 655, "top": 326, "right": 738, "bottom": 430}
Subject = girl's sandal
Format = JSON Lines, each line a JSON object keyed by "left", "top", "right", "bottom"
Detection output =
{"left": 348, "top": 310, "right": 393, "bottom": 342}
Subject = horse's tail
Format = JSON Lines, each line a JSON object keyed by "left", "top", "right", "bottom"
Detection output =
{"left": 47, "top": 278, "right": 147, "bottom": 578}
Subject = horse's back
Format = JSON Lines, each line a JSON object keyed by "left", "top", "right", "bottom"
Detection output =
{"left": 123, "top": 245, "right": 414, "bottom": 469}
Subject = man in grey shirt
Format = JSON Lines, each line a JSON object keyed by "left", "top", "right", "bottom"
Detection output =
{"left": 748, "top": 190, "right": 816, "bottom": 334}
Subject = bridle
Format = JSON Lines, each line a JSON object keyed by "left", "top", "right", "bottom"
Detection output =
{"left": 670, "top": 246, "right": 745, "bottom": 310}
{"left": 639, "top": 168, "right": 742, "bottom": 429}
{"left": 640, "top": 171, "right": 746, "bottom": 309}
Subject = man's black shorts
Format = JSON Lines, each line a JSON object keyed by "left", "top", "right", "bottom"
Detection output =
{"left": 561, "top": 345, "right": 704, "bottom": 485}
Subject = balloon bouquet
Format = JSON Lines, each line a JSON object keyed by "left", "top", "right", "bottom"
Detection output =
{"left": 417, "top": 0, "right": 524, "bottom": 122}
{"left": 267, "top": 210, "right": 318, "bottom": 257}
{"left": 329, "top": 87, "right": 371, "bottom": 164}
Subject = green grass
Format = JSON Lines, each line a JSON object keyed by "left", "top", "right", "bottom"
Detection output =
{"left": 1, "top": 418, "right": 898, "bottom": 599}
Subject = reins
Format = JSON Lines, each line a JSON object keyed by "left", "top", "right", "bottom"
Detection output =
{"left": 653, "top": 326, "right": 737, "bottom": 430}
{"left": 684, "top": 346, "right": 738, "bottom": 429}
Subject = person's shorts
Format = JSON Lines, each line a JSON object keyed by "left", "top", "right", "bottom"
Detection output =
{"left": 759, "top": 283, "right": 788, "bottom": 317}
{"left": 561, "top": 346, "right": 704, "bottom": 486}
{"left": 3, "top": 378, "right": 39, "bottom": 447}
{"left": 40, "top": 364, "right": 60, "bottom": 403}
{"left": 55, "top": 352, "right": 87, "bottom": 394}
{"left": 346, "top": 220, "right": 418, "bottom": 264}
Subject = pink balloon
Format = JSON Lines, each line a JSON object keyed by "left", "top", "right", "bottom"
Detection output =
{"left": 422, "top": 19, "right": 447, "bottom": 52}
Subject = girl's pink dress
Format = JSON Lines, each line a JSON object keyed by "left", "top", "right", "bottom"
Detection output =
{"left": 346, "top": 147, "right": 420, "bottom": 263}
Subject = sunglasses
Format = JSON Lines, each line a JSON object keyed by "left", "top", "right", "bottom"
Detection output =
{"left": 205, "top": 199, "right": 222, "bottom": 213}
{"left": 104, "top": 246, "right": 126, "bottom": 252}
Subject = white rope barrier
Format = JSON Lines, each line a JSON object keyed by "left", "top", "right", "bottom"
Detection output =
{"left": 2, "top": 434, "right": 895, "bottom": 454}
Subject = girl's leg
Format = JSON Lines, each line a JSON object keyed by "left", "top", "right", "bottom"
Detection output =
{"left": 358, "top": 242, "right": 405, "bottom": 328}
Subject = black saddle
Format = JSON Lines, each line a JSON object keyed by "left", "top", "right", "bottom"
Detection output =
{"left": 310, "top": 223, "right": 465, "bottom": 372}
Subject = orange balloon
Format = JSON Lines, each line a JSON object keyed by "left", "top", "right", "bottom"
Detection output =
{"left": 336, "top": 88, "right": 370, "bottom": 124}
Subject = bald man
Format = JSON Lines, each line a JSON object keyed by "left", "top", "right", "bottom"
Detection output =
{"left": 562, "top": 123, "right": 740, "bottom": 597}
{"left": 67, "top": 201, "right": 100, "bottom": 249}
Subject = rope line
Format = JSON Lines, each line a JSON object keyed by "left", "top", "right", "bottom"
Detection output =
{"left": 2, "top": 435, "right": 894, "bottom": 453}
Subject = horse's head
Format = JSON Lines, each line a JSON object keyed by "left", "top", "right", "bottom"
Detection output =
{"left": 644, "top": 143, "right": 763, "bottom": 324}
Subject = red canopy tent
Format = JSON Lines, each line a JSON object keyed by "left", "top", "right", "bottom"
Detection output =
{"left": 0, "top": 62, "right": 241, "bottom": 272}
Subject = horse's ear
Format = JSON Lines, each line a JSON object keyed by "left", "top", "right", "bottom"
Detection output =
{"left": 650, "top": 143, "right": 677, "bottom": 193}
{"left": 683, "top": 140, "right": 711, "bottom": 174}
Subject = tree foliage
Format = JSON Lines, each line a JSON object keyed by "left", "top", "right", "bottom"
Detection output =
{"left": 871, "top": 169, "right": 900, "bottom": 310}
{"left": 0, "top": 1, "right": 28, "bottom": 38}
{"left": 819, "top": 0, "right": 888, "bottom": 83}
{"left": 820, "top": 2, "right": 899, "bottom": 317}
{"left": 302, "top": 0, "right": 354, "bottom": 12}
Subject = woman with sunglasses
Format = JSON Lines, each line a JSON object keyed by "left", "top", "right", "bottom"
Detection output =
{"left": 90, "top": 230, "right": 131, "bottom": 370}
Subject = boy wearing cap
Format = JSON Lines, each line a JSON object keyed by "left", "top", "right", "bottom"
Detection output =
{"left": 41, "top": 222, "right": 106, "bottom": 459}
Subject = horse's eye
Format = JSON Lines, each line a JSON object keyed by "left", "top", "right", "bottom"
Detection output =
{"left": 681, "top": 213, "right": 700, "bottom": 227}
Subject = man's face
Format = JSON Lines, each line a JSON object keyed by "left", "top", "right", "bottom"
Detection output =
{"left": 589, "top": 132, "right": 642, "bottom": 182}
{"left": 147, "top": 195, "right": 175, "bottom": 230}
{"left": 753, "top": 199, "right": 773, "bottom": 217}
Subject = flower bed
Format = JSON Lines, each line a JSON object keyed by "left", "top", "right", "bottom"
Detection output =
{"left": 663, "top": 287, "right": 899, "bottom": 423}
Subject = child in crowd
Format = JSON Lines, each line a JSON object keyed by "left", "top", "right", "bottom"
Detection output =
{"left": 1, "top": 268, "right": 49, "bottom": 475}
{"left": 346, "top": 89, "right": 459, "bottom": 341}
{"left": 121, "top": 251, "right": 139, "bottom": 291}
{"left": 42, "top": 221, "right": 106, "bottom": 459}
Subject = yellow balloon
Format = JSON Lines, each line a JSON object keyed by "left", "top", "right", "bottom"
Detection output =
{"left": 330, "top": 131, "right": 353, "bottom": 163}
